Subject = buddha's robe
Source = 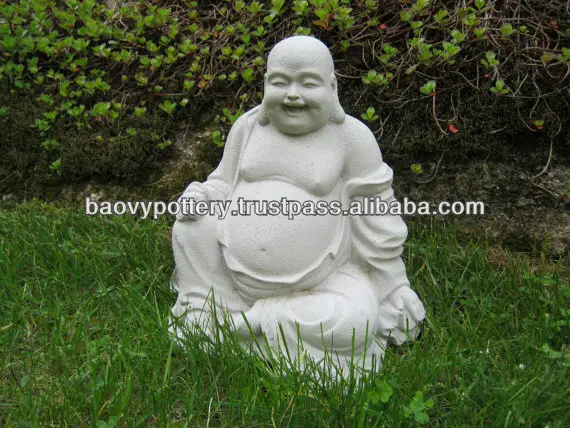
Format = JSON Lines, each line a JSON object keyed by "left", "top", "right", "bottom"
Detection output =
{"left": 170, "top": 106, "right": 415, "bottom": 374}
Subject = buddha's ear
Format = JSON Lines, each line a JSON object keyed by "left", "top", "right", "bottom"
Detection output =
{"left": 256, "top": 73, "right": 271, "bottom": 125}
{"left": 330, "top": 73, "right": 337, "bottom": 91}
{"left": 330, "top": 73, "right": 346, "bottom": 124}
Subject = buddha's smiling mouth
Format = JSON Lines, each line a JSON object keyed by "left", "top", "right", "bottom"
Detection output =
{"left": 282, "top": 105, "right": 307, "bottom": 115}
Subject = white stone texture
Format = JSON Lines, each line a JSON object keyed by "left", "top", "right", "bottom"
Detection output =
{"left": 170, "top": 36, "right": 425, "bottom": 378}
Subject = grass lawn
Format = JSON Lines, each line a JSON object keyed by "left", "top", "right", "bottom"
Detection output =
{"left": 1, "top": 202, "right": 569, "bottom": 426}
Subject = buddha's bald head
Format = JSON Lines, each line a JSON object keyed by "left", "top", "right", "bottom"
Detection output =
{"left": 259, "top": 36, "right": 345, "bottom": 135}
{"left": 267, "top": 36, "right": 335, "bottom": 76}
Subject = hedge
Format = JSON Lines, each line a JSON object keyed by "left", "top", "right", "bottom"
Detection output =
{"left": 0, "top": 0, "right": 568, "bottom": 191}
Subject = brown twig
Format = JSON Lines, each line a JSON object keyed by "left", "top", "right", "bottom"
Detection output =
{"left": 530, "top": 137, "right": 554, "bottom": 180}
{"left": 414, "top": 152, "right": 445, "bottom": 184}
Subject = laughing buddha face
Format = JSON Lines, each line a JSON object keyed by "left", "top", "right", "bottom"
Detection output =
{"left": 260, "top": 36, "right": 344, "bottom": 136}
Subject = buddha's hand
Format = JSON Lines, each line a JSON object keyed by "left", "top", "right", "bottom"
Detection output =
{"left": 377, "top": 286, "right": 426, "bottom": 345}
{"left": 232, "top": 302, "right": 263, "bottom": 339}
{"left": 176, "top": 187, "right": 208, "bottom": 222}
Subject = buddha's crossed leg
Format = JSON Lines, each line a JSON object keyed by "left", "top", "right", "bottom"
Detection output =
{"left": 170, "top": 214, "right": 386, "bottom": 375}
{"left": 241, "top": 263, "right": 386, "bottom": 375}
{"left": 170, "top": 214, "right": 250, "bottom": 339}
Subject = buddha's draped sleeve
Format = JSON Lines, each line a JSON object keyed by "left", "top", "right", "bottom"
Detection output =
{"left": 342, "top": 118, "right": 410, "bottom": 303}
{"left": 179, "top": 106, "right": 260, "bottom": 201}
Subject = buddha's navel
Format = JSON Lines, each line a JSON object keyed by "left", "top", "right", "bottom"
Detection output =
{"left": 220, "top": 179, "right": 345, "bottom": 280}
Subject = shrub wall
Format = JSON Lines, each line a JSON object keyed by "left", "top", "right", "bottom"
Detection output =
{"left": 0, "top": 0, "right": 568, "bottom": 191}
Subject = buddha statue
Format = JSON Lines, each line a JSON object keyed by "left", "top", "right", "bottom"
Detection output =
{"left": 170, "top": 36, "right": 425, "bottom": 377}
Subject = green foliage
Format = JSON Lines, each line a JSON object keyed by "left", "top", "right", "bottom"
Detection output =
{"left": 362, "top": 70, "right": 392, "bottom": 86}
{"left": 41, "top": 139, "right": 58, "bottom": 150}
{"left": 402, "top": 391, "right": 435, "bottom": 424}
{"left": 378, "top": 43, "right": 398, "bottom": 64}
{"left": 158, "top": 100, "right": 177, "bottom": 116}
{"left": 420, "top": 80, "right": 436, "bottom": 96}
{"left": 475, "top": 0, "right": 486, "bottom": 10}
{"left": 91, "top": 102, "right": 110, "bottom": 117}
{"left": 0, "top": 0, "right": 568, "bottom": 188}
{"left": 481, "top": 51, "right": 499, "bottom": 69}
{"left": 410, "top": 163, "right": 424, "bottom": 175}
{"left": 450, "top": 29, "right": 465, "bottom": 43}
{"left": 367, "top": 379, "right": 393, "bottom": 404}
{"left": 436, "top": 41, "right": 461, "bottom": 64}
{"left": 400, "top": 10, "right": 414, "bottom": 23}
{"left": 222, "top": 108, "right": 243, "bottom": 124}
{"left": 489, "top": 79, "right": 509, "bottom": 95}
{"left": 49, "top": 158, "right": 61, "bottom": 171}
{"left": 433, "top": 9, "right": 448, "bottom": 24}
{"left": 156, "top": 139, "right": 172, "bottom": 150}
{"left": 360, "top": 106, "right": 379, "bottom": 122}
{"left": 211, "top": 129, "right": 224, "bottom": 147}
{"left": 500, "top": 23, "right": 514, "bottom": 37}
{"left": 541, "top": 343, "right": 570, "bottom": 367}
{"left": 474, "top": 27, "right": 487, "bottom": 39}
{"left": 134, "top": 107, "right": 147, "bottom": 118}
{"left": 532, "top": 119, "right": 545, "bottom": 129}
{"left": 241, "top": 67, "right": 255, "bottom": 84}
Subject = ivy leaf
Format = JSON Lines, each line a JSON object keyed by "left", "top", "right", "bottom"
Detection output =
{"left": 500, "top": 24, "right": 514, "bottom": 37}
{"left": 159, "top": 101, "right": 177, "bottom": 116}
{"left": 411, "top": 164, "right": 423, "bottom": 175}
{"left": 451, "top": 29, "right": 465, "bottom": 43}
{"left": 241, "top": 67, "right": 255, "bottom": 84}
{"left": 91, "top": 102, "right": 110, "bottom": 116}
{"left": 400, "top": 10, "right": 413, "bottom": 22}
{"left": 49, "top": 158, "right": 61, "bottom": 170}
{"left": 475, "top": 0, "right": 486, "bottom": 9}
{"left": 474, "top": 27, "right": 487, "bottom": 39}
{"left": 211, "top": 129, "right": 224, "bottom": 147}
{"left": 433, "top": 10, "right": 448, "bottom": 24}
{"left": 41, "top": 139, "right": 58, "bottom": 150}
{"left": 420, "top": 80, "right": 436, "bottom": 96}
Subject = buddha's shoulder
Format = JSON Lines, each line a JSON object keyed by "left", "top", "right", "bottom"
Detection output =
{"left": 338, "top": 114, "right": 376, "bottom": 143}
{"left": 238, "top": 106, "right": 262, "bottom": 125}
{"left": 242, "top": 105, "right": 262, "bottom": 119}
{"left": 227, "top": 106, "right": 262, "bottom": 134}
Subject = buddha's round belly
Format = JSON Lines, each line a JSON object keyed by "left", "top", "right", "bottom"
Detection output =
{"left": 221, "top": 180, "right": 343, "bottom": 278}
